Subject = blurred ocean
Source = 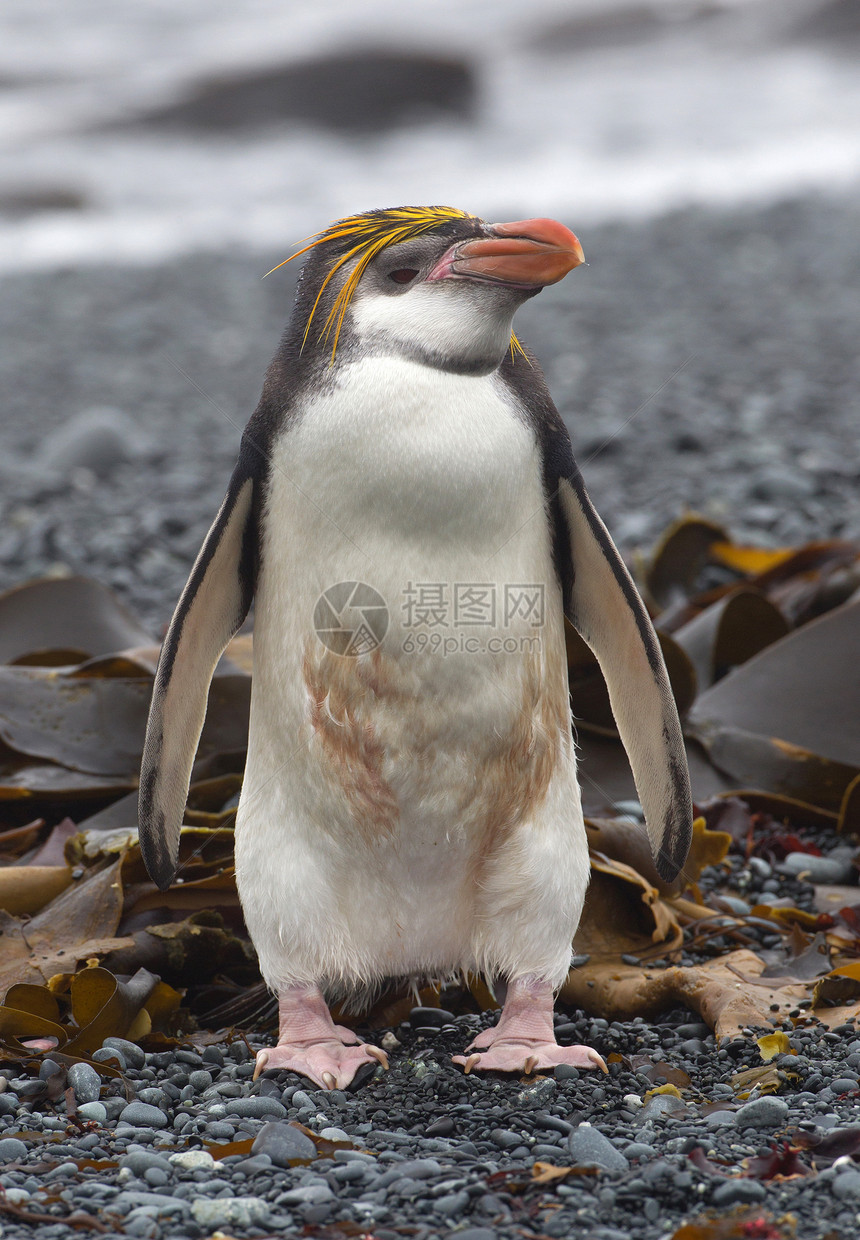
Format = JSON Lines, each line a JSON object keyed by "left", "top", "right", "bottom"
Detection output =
{"left": 1, "top": 0, "right": 858, "bottom": 271}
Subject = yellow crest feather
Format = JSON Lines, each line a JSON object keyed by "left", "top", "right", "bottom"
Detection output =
{"left": 264, "top": 206, "right": 525, "bottom": 364}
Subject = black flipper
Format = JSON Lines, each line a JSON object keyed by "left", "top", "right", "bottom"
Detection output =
{"left": 139, "top": 466, "right": 256, "bottom": 890}
{"left": 500, "top": 348, "right": 692, "bottom": 882}
{"left": 557, "top": 471, "right": 692, "bottom": 880}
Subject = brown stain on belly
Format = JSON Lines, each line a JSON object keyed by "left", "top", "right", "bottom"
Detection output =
{"left": 303, "top": 642, "right": 400, "bottom": 841}
{"left": 465, "top": 634, "right": 571, "bottom": 885}
{"left": 302, "top": 628, "right": 571, "bottom": 861}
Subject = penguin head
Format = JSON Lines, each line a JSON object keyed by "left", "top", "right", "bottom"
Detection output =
{"left": 278, "top": 207, "right": 584, "bottom": 376}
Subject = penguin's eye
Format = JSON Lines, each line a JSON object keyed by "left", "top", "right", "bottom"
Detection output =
{"left": 388, "top": 268, "right": 419, "bottom": 285}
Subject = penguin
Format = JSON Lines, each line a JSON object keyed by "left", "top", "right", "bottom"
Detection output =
{"left": 139, "top": 205, "right": 692, "bottom": 1090}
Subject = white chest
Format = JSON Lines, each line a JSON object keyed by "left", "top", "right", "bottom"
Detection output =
{"left": 263, "top": 356, "right": 544, "bottom": 563}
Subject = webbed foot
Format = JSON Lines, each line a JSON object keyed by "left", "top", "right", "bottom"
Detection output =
{"left": 253, "top": 984, "right": 388, "bottom": 1090}
{"left": 452, "top": 975, "right": 607, "bottom": 1077}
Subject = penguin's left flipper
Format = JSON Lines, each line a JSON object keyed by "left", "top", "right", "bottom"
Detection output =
{"left": 139, "top": 466, "right": 256, "bottom": 890}
{"left": 557, "top": 470, "right": 692, "bottom": 882}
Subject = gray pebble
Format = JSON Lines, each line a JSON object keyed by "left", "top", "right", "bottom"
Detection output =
{"left": 554, "top": 1065, "right": 580, "bottom": 1081}
{"left": 567, "top": 1124, "right": 629, "bottom": 1172}
{"left": 119, "top": 1102, "right": 169, "bottom": 1128}
{"left": 224, "top": 1096, "right": 287, "bottom": 1119}
{"left": 102, "top": 1096, "right": 130, "bottom": 1120}
{"left": 830, "top": 1078, "right": 859, "bottom": 1094}
{"left": 0, "top": 1137, "right": 27, "bottom": 1162}
{"left": 452, "top": 1231, "right": 497, "bottom": 1240}
{"left": 290, "top": 1089, "right": 315, "bottom": 1111}
{"left": 77, "top": 1102, "right": 108, "bottom": 1124}
{"left": 779, "top": 853, "right": 855, "bottom": 884}
{"left": 137, "top": 1088, "right": 170, "bottom": 1109}
{"left": 435, "top": 1189, "right": 470, "bottom": 1216}
{"left": 749, "top": 465, "right": 816, "bottom": 502}
{"left": 251, "top": 1121, "right": 317, "bottom": 1165}
{"left": 490, "top": 1128, "right": 522, "bottom": 1149}
{"left": 711, "top": 1179, "right": 767, "bottom": 1205}
{"left": 640, "top": 1095, "right": 688, "bottom": 1120}
{"left": 735, "top": 1096, "right": 789, "bottom": 1130}
{"left": 170, "top": 1150, "right": 215, "bottom": 1171}
{"left": 113, "top": 1190, "right": 189, "bottom": 1215}
{"left": 68, "top": 1062, "right": 102, "bottom": 1104}
{"left": 278, "top": 1183, "right": 335, "bottom": 1205}
{"left": 833, "top": 1171, "right": 860, "bottom": 1201}
{"left": 703, "top": 1110, "right": 736, "bottom": 1129}
{"left": 189, "top": 1070, "right": 213, "bottom": 1092}
{"left": 93, "top": 1047, "right": 127, "bottom": 1070}
{"left": 39, "top": 407, "right": 146, "bottom": 477}
{"left": 103, "top": 1037, "right": 147, "bottom": 1069}
{"left": 623, "top": 1142, "right": 657, "bottom": 1160}
{"left": 0, "top": 1094, "right": 18, "bottom": 1116}
{"left": 120, "top": 1151, "right": 173, "bottom": 1177}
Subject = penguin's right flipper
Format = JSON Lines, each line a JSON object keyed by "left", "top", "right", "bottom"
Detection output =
{"left": 557, "top": 469, "right": 692, "bottom": 883}
{"left": 139, "top": 467, "right": 256, "bottom": 890}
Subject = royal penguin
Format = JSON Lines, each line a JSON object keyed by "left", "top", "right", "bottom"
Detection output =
{"left": 139, "top": 205, "right": 692, "bottom": 1090}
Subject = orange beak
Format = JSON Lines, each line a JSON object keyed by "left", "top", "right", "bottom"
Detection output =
{"left": 428, "top": 217, "right": 584, "bottom": 288}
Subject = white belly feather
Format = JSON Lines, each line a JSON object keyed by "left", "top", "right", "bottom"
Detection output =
{"left": 234, "top": 357, "right": 589, "bottom": 994}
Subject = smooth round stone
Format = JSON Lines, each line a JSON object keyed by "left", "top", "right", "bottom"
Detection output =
{"left": 0, "top": 1137, "right": 27, "bottom": 1161}
{"left": 206, "top": 1122, "right": 235, "bottom": 1140}
{"left": 830, "top": 1079, "right": 858, "bottom": 1094}
{"left": 102, "top": 1097, "right": 130, "bottom": 1120}
{"left": 779, "top": 853, "right": 854, "bottom": 884}
{"left": 640, "top": 1095, "right": 688, "bottom": 1120}
{"left": 704, "top": 1110, "right": 736, "bottom": 1129}
{"left": 224, "top": 1096, "right": 286, "bottom": 1120}
{"left": 38, "top": 407, "right": 144, "bottom": 476}
{"left": 77, "top": 1102, "right": 108, "bottom": 1124}
{"left": 624, "top": 1142, "right": 657, "bottom": 1161}
{"left": 137, "top": 1089, "right": 170, "bottom": 1109}
{"left": 435, "top": 1190, "right": 469, "bottom": 1216}
{"left": 735, "top": 1097, "right": 789, "bottom": 1130}
{"left": 567, "top": 1125, "right": 629, "bottom": 1173}
{"left": 103, "top": 1038, "right": 147, "bottom": 1069}
{"left": 409, "top": 1007, "right": 456, "bottom": 1029}
{"left": 750, "top": 466, "right": 816, "bottom": 502}
{"left": 554, "top": 1065, "right": 580, "bottom": 1081}
{"left": 833, "top": 1171, "right": 860, "bottom": 1201}
{"left": 0, "top": 1094, "right": 18, "bottom": 1116}
{"left": 712, "top": 1179, "right": 766, "bottom": 1206}
{"left": 188, "top": 1070, "right": 213, "bottom": 1092}
{"left": 319, "top": 1126, "right": 350, "bottom": 1143}
{"left": 490, "top": 1129, "right": 521, "bottom": 1149}
{"left": 38, "top": 1058, "right": 63, "bottom": 1081}
{"left": 68, "top": 1063, "right": 102, "bottom": 1104}
{"left": 93, "top": 1047, "right": 127, "bottom": 1070}
{"left": 170, "top": 1150, "right": 215, "bottom": 1171}
{"left": 277, "top": 1184, "right": 335, "bottom": 1206}
{"left": 120, "top": 1151, "right": 173, "bottom": 1177}
{"left": 251, "top": 1121, "right": 316, "bottom": 1166}
{"left": 119, "top": 1103, "right": 169, "bottom": 1128}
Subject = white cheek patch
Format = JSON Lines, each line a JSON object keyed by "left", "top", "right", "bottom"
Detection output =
{"left": 351, "top": 283, "right": 514, "bottom": 366}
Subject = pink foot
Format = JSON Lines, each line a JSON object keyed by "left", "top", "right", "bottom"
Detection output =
{"left": 253, "top": 984, "right": 388, "bottom": 1090}
{"left": 453, "top": 976, "right": 607, "bottom": 1077}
